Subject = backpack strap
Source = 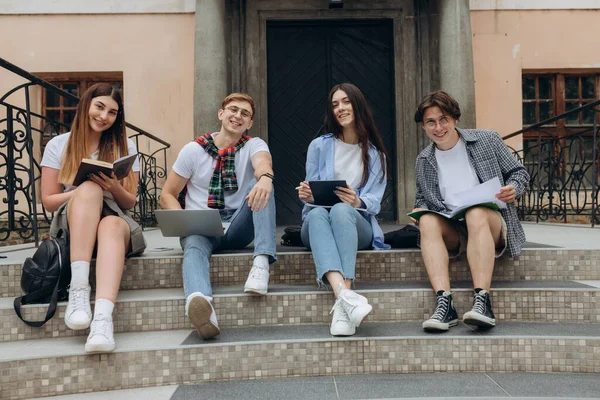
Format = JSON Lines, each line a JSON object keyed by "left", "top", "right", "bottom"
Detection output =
{"left": 13, "top": 282, "right": 61, "bottom": 327}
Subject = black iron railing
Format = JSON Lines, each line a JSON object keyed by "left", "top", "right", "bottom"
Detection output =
{"left": 0, "top": 57, "right": 169, "bottom": 245}
{"left": 503, "top": 99, "right": 600, "bottom": 226}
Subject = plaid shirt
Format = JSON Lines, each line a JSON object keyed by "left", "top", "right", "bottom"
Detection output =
{"left": 414, "top": 128, "right": 530, "bottom": 257}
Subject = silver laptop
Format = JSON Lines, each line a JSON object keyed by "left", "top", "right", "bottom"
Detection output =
{"left": 154, "top": 209, "right": 228, "bottom": 237}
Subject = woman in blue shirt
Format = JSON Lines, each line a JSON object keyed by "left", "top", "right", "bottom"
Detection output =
{"left": 297, "top": 83, "right": 390, "bottom": 336}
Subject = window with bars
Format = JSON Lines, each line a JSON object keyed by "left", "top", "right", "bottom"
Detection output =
{"left": 35, "top": 72, "right": 123, "bottom": 137}
{"left": 522, "top": 71, "right": 600, "bottom": 187}
{"left": 522, "top": 72, "right": 599, "bottom": 127}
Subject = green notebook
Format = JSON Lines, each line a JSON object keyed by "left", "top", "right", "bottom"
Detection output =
{"left": 407, "top": 201, "right": 501, "bottom": 221}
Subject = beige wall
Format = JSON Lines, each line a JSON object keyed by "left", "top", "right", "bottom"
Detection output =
{"left": 471, "top": 9, "right": 600, "bottom": 148}
{"left": 0, "top": 13, "right": 195, "bottom": 165}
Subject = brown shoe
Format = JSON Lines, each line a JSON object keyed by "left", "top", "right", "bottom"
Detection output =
{"left": 186, "top": 293, "right": 220, "bottom": 339}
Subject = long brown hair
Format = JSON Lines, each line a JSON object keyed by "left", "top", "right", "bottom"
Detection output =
{"left": 324, "top": 83, "right": 389, "bottom": 187}
{"left": 58, "top": 83, "right": 136, "bottom": 193}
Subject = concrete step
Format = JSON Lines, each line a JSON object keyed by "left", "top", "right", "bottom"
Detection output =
{"left": 27, "top": 372, "right": 600, "bottom": 400}
{"left": 2, "top": 280, "right": 599, "bottom": 342}
{"left": 2, "top": 321, "right": 599, "bottom": 400}
{"left": 1, "top": 248, "right": 599, "bottom": 298}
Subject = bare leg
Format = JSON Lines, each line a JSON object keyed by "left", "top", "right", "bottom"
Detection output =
{"left": 464, "top": 207, "right": 503, "bottom": 291}
{"left": 344, "top": 278, "right": 352, "bottom": 291}
{"left": 85, "top": 214, "right": 129, "bottom": 354}
{"left": 64, "top": 182, "right": 103, "bottom": 331}
{"left": 66, "top": 181, "right": 103, "bottom": 262}
{"left": 326, "top": 271, "right": 345, "bottom": 298}
{"left": 94, "top": 216, "right": 130, "bottom": 303}
{"left": 418, "top": 214, "right": 461, "bottom": 292}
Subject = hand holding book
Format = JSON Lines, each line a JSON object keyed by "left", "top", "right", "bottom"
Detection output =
{"left": 88, "top": 170, "right": 120, "bottom": 192}
{"left": 496, "top": 184, "right": 516, "bottom": 203}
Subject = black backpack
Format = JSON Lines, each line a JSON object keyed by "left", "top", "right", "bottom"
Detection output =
{"left": 384, "top": 225, "right": 420, "bottom": 248}
{"left": 280, "top": 226, "right": 304, "bottom": 247}
{"left": 13, "top": 229, "right": 71, "bottom": 327}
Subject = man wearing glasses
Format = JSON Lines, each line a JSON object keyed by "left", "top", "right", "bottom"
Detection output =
{"left": 411, "top": 90, "right": 529, "bottom": 332}
{"left": 161, "top": 93, "right": 276, "bottom": 339}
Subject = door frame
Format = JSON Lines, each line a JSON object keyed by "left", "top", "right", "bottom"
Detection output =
{"left": 239, "top": 0, "right": 422, "bottom": 221}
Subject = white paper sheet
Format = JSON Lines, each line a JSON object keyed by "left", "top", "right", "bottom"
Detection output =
{"left": 444, "top": 177, "right": 507, "bottom": 210}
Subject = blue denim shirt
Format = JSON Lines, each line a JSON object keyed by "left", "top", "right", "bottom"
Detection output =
{"left": 301, "top": 133, "right": 391, "bottom": 250}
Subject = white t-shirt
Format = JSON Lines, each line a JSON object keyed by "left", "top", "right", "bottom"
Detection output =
{"left": 435, "top": 137, "right": 480, "bottom": 210}
{"left": 334, "top": 138, "right": 364, "bottom": 190}
{"left": 172, "top": 133, "right": 270, "bottom": 210}
{"left": 40, "top": 132, "right": 140, "bottom": 193}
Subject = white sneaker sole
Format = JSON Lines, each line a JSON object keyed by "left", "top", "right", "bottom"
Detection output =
{"left": 463, "top": 311, "right": 496, "bottom": 328}
{"left": 188, "top": 296, "right": 220, "bottom": 339}
{"left": 244, "top": 286, "right": 268, "bottom": 295}
{"left": 65, "top": 315, "right": 92, "bottom": 330}
{"left": 422, "top": 318, "right": 458, "bottom": 332}
{"left": 85, "top": 342, "right": 116, "bottom": 354}
{"left": 330, "top": 325, "right": 356, "bottom": 336}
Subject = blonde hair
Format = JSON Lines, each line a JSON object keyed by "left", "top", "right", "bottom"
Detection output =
{"left": 58, "top": 83, "right": 137, "bottom": 194}
{"left": 221, "top": 93, "right": 255, "bottom": 119}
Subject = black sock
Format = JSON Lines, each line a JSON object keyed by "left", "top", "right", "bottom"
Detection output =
{"left": 474, "top": 288, "right": 483, "bottom": 294}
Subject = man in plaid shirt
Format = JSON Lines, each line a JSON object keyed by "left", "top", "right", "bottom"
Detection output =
{"left": 160, "top": 93, "right": 276, "bottom": 339}
{"left": 411, "top": 90, "right": 529, "bottom": 332}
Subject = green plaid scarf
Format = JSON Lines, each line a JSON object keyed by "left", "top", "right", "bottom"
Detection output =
{"left": 195, "top": 132, "right": 251, "bottom": 209}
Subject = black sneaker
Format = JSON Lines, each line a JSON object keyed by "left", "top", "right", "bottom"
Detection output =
{"left": 463, "top": 288, "right": 496, "bottom": 328}
{"left": 422, "top": 290, "right": 458, "bottom": 332}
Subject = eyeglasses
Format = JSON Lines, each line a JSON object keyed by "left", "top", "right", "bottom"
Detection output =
{"left": 225, "top": 106, "right": 252, "bottom": 119}
{"left": 424, "top": 116, "right": 451, "bottom": 130}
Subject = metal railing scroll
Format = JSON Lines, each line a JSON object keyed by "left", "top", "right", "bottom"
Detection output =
{"left": 503, "top": 99, "right": 600, "bottom": 226}
{"left": 0, "top": 57, "right": 169, "bottom": 245}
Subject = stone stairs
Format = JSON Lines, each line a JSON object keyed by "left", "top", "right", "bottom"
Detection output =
{"left": 1, "top": 243, "right": 600, "bottom": 399}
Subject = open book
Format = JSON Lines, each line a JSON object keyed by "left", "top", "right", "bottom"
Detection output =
{"left": 408, "top": 177, "right": 507, "bottom": 221}
{"left": 408, "top": 201, "right": 502, "bottom": 221}
{"left": 72, "top": 153, "right": 137, "bottom": 186}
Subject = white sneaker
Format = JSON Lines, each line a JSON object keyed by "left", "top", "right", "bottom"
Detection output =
{"left": 338, "top": 288, "right": 372, "bottom": 327}
{"left": 330, "top": 300, "right": 355, "bottom": 336}
{"left": 64, "top": 284, "right": 92, "bottom": 330}
{"left": 244, "top": 265, "right": 270, "bottom": 295}
{"left": 85, "top": 316, "right": 115, "bottom": 353}
{"left": 186, "top": 292, "right": 220, "bottom": 339}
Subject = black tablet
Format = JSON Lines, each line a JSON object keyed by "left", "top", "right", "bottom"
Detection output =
{"left": 308, "top": 180, "right": 348, "bottom": 206}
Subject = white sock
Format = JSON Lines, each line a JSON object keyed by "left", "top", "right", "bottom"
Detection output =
{"left": 70, "top": 261, "right": 90, "bottom": 288}
{"left": 94, "top": 298, "right": 114, "bottom": 320}
{"left": 253, "top": 255, "right": 270, "bottom": 271}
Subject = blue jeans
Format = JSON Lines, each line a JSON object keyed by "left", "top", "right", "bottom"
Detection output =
{"left": 301, "top": 203, "right": 372, "bottom": 285}
{"left": 180, "top": 179, "right": 277, "bottom": 297}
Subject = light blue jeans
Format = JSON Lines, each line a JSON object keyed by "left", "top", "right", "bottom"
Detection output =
{"left": 180, "top": 179, "right": 277, "bottom": 297}
{"left": 301, "top": 203, "right": 372, "bottom": 286}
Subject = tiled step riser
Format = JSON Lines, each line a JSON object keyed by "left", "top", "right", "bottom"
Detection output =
{"left": 2, "top": 249, "right": 599, "bottom": 298}
{"left": 3, "top": 290, "right": 599, "bottom": 342}
{"left": 2, "top": 337, "right": 599, "bottom": 400}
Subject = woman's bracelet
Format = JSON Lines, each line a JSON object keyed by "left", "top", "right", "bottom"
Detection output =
{"left": 260, "top": 172, "right": 274, "bottom": 181}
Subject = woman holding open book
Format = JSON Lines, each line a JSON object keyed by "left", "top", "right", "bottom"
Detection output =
{"left": 40, "top": 83, "right": 145, "bottom": 353}
{"left": 296, "top": 83, "right": 390, "bottom": 337}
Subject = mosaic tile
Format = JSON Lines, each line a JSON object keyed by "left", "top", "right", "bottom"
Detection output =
{"left": 2, "top": 289, "right": 599, "bottom": 342}
{"left": 1, "top": 337, "right": 599, "bottom": 400}
{"left": 3, "top": 249, "right": 600, "bottom": 298}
